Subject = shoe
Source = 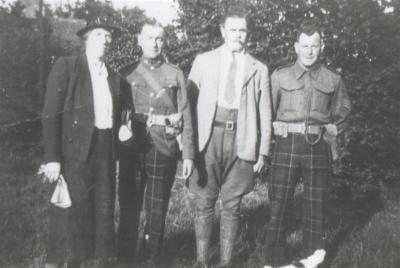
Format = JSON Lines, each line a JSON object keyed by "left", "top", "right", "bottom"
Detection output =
{"left": 192, "top": 261, "right": 209, "bottom": 268}
{"left": 140, "top": 259, "right": 157, "bottom": 268}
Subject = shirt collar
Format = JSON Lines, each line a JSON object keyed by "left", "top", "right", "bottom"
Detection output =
{"left": 86, "top": 53, "right": 108, "bottom": 77}
{"left": 221, "top": 44, "right": 246, "bottom": 58}
{"left": 294, "top": 60, "right": 323, "bottom": 80}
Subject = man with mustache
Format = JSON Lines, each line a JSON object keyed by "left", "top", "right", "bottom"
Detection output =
{"left": 187, "top": 6, "right": 272, "bottom": 267}
{"left": 264, "top": 22, "right": 351, "bottom": 267}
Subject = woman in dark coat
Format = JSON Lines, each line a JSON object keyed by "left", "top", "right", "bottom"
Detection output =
{"left": 41, "top": 18, "right": 122, "bottom": 268}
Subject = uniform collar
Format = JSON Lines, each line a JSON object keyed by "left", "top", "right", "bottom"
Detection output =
{"left": 141, "top": 55, "right": 164, "bottom": 69}
{"left": 294, "top": 60, "right": 323, "bottom": 80}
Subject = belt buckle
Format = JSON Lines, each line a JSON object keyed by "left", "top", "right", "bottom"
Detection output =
{"left": 226, "top": 120, "right": 234, "bottom": 130}
{"left": 300, "top": 124, "right": 306, "bottom": 133}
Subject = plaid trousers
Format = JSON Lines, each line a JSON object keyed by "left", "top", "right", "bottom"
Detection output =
{"left": 118, "top": 137, "right": 177, "bottom": 262}
{"left": 140, "top": 142, "right": 177, "bottom": 258}
{"left": 266, "top": 133, "right": 331, "bottom": 266}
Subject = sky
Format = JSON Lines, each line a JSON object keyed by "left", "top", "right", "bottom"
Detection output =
{"left": 4, "top": 0, "right": 180, "bottom": 25}
{"left": 104, "top": 0, "right": 179, "bottom": 25}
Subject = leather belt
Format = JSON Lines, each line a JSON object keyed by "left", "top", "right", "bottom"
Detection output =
{"left": 132, "top": 112, "right": 182, "bottom": 127}
{"left": 213, "top": 120, "right": 237, "bottom": 130}
{"left": 132, "top": 113, "right": 168, "bottom": 126}
{"left": 273, "top": 121, "right": 321, "bottom": 136}
{"left": 287, "top": 123, "right": 321, "bottom": 134}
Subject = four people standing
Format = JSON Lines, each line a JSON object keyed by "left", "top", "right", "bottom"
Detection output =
{"left": 41, "top": 9, "right": 350, "bottom": 268}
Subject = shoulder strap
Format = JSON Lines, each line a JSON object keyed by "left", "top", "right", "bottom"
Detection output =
{"left": 136, "top": 63, "right": 178, "bottom": 110}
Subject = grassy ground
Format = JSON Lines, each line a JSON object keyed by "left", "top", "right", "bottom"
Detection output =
{"left": 329, "top": 192, "right": 400, "bottom": 268}
{"left": 0, "top": 134, "right": 398, "bottom": 268}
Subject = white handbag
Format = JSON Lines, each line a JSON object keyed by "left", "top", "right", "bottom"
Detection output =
{"left": 50, "top": 175, "right": 72, "bottom": 208}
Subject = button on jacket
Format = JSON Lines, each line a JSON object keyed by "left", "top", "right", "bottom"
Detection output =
{"left": 42, "top": 55, "right": 121, "bottom": 162}
{"left": 188, "top": 45, "right": 272, "bottom": 161}
{"left": 121, "top": 58, "right": 195, "bottom": 159}
{"left": 271, "top": 61, "right": 351, "bottom": 133}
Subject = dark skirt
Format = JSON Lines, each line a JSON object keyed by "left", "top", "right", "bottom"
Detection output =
{"left": 46, "top": 128, "right": 116, "bottom": 263}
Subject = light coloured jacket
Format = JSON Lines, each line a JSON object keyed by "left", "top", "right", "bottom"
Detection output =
{"left": 188, "top": 46, "right": 272, "bottom": 161}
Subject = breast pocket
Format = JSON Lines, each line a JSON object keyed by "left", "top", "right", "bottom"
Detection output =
{"left": 312, "top": 83, "right": 334, "bottom": 114}
{"left": 279, "top": 84, "right": 305, "bottom": 112}
{"left": 163, "top": 76, "right": 178, "bottom": 89}
{"left": 129, "top": 79, "right": 148, "bottom": 107}
{"left": 160, "top": 77, "right": 178, "bottom": 108}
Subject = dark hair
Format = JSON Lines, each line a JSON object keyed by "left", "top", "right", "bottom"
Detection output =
{"left": 219, "top": 5, "right": 249, "bottom": 26}
{"left": 295, "top": 21, "right": 323, "bottom": 41}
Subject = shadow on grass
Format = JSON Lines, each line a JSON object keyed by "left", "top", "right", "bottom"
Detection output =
{"left": 0, "top": 139, "right": 386, "bottom": 268}
{"left": 160, "top": 204, "right": 271, "bottom": 268}
{"left": 159, "top": 177, "right": 384, "bottom": 268}
{"left": 157, "top": 179, "right": 270, "bottom": 268}
{"left": 323, "top": 192, "right": 384, "bottom": 268}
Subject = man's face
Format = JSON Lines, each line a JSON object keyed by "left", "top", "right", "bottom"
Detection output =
{"left": 294, "top": 32, "right": 324, "bottom": 68}
{"left": 220, "top": 17, "right": 247, "bottom": 52}
{"left": 138, "top": 25, "right": 164, "bottom": 59}
{"left": 85, "top": 28, "right": 112, "bottom": 57}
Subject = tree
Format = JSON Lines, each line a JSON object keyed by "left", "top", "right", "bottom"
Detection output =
{"left": 52, "top": 0, "right": 149, "bottom": 70}
{"left": 171, "top": 0, "right": 400, "bottom": 197}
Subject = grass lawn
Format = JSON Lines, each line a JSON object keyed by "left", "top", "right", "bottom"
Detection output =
{"left": 330, "top": 195, "right": 400, "bottom": 268}
{"left": 0, "top": 134, "right": 397, "bottom": 268}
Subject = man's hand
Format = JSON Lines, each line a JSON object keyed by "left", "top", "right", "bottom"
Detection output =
{"left": 253, "top": 155, "right": 267, "bottom": 174}
{"left": 43, "top": 162, "right": 61, "bottom": 183}
{"left": 182, "top": 159, "right": 194, "bottom": 179}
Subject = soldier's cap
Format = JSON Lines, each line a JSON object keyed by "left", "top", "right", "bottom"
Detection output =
{"left": 77, "top": 16, "right": 121, "bottom": 38}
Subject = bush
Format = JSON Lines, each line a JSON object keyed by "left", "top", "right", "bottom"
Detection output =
{"left": 0, "top": 2, "right": 52, "bottom": 141}
{"left": 170, "top": 0, "right": 400, "bottom": 198}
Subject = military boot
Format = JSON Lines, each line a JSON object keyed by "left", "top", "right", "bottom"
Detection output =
{"left": 217, "top": 217, "right": 239, "bottom": 268}
{"left": 194, "top": 215, "right": 213, "bottom": 268}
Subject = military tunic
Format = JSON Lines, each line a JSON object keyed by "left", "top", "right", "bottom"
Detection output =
{"left": 271, "top": 61, "right": 351, "bottom": 133}
{"left": 117, "top": 57, "right": 194, "bottom": 263}
{"left": 266, "top": 61, "right": 351, "bottom": 266}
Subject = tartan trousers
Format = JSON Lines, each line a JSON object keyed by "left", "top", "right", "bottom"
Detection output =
{"left": 118, "top": 137, "right": 177, "bottom": 262}
{"left": 266, "top": 133, "right": 331, "bottom": 266}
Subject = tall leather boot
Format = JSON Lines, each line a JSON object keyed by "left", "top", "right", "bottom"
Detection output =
{"left": 194, "top": 215, "right": 213, "bottom": 268}
{"left": 217, "top": 217, "right": 239, "bottom": 268}
{"left": 66, "top": 261, "right": 81, "bottom": 268}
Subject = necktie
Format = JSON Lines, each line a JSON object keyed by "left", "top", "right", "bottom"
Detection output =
{"left": 224, "top": 53, "right": 237, "bottom": 104}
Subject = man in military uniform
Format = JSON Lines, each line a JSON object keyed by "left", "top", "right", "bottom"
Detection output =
{"left": 117, "top": 22, "right": 194, "bottom": 266}
{"left": 265, "top": 22, "right": 351, "bottom": 267}
{"left": 188, "top": 6, "right": 272, "bottom": 267}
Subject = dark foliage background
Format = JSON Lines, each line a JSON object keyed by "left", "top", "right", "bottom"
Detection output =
{"left": 169, "top": 0, "right": 400, "bottom": 198}
{"left": 1, "top": 0, "right": 400, "bottom": 266}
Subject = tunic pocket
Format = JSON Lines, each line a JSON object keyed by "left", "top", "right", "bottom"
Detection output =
{"left": 279, "top": 84, "right": 304, "bottom": 112}
{"left": 312, "top": 82, "right": 334, "bottom": 114}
